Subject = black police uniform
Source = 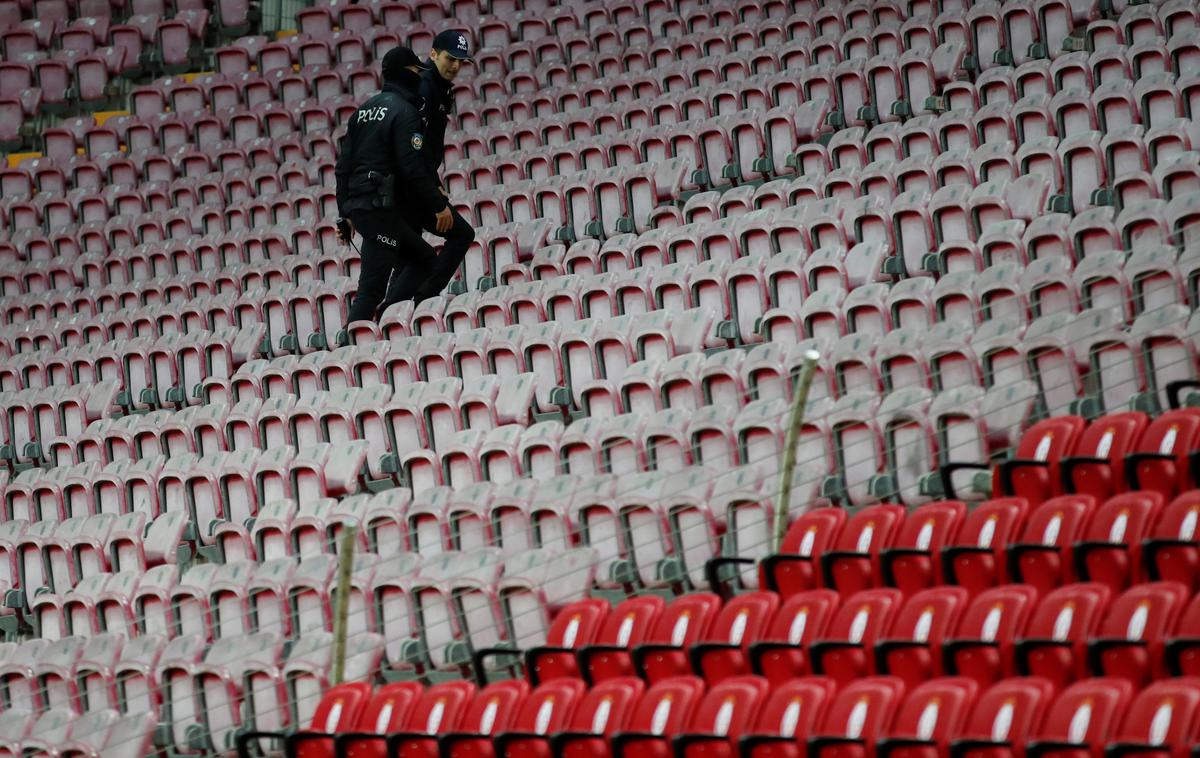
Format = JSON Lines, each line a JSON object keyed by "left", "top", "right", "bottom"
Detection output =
{"left": 381, "top": 34, "right": 476, "bottom": 304}
{"left": 335, "top": 47, "right": 450, "bottom": 323}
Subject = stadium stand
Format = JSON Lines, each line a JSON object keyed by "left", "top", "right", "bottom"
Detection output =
{"left": 0, "top": 0, "right": 1199, "bottom": 756}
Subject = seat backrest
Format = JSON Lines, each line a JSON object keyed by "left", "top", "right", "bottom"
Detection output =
{"left": 893, "top": 501, "right": 966, "bottom": 553}
{"left": 886, "top": 586, "right": 970, "bottom": 644}
{"left": 594, "top": 595, "right": 666, "bottom": 646}
{"left": 352, "top": 682, "right": 424, "bottom": 734}
{"left": 824, "top": 588, "right": 903, "bottom": 644}
{"left": 1129, "top": 409, "right": 1200, "bottom": 497}
{"left": 507, "top": 678, "right": 586, "bottom": 735}
{"left": 304, "top": 681, "right": 372, "bottom": 734}
{"left": 961, "top": 677, "right": 1056, "bottom": 743}
{"left": 623, "top": 676, "right": 706, "bottom": 735}
{"left": 1111, "top": 678, "right": 1200, "bottom": 758}
{"left": 566, "top": 677, "right": 646, "bottom": 734}
{"left": 685, "top": 676, "right": 771, "bottom": 740}
{"left": 1098, "top": 582, "right": 1189, "bottom": 641}
{"left": 1007, "top": 416, "right": 1087, "bottom": 503}
{"left": 750, "top": 677, "right": 837, "bottom": 740}
{"left": 1034, "top": 678, "right": 1133, "bottom": 747}
{"left": 401, "top": 680, "right": 477, "bottom": 735}
{"left": 457, "top": 680, "right": 530, "bottom": 735}
{"left": 1023, "top": 582, "right": 1112, "bottom": 646}
{"left": 709, "top": 591, "right": 780, "bottom": 647}
{"left": 949, "top": 585, "right": 1040, "bottom": 684}
{"left": 763, "top": 589, "right": 841, "bottom": 645}
{"left": 814, "top": 677, "right": 906, "bottom": 741}
{"left": 944, "top": 497, "right": 1030, "bottom": 591}
{"left": 544, "top": 598, "right": 610, "bottom": 648}
{"left": 771, "top": 508, "right": 847, "bottom": 593}
{"left": 1066, "top": 412, "right": 1149, "bottom": 497}
{"left": 889, "top": 677, "right": 979, "bottom": 746}
{"left": 646, "top": 592, "right": 722, "bottom": 647}
{"left": 1014, "top": 494, "right": 1098, "bottom": 592}
{"left": 777, "top": 508, "right": 844, "bottom": 556}
{"left": 1079, "top": 491, "right": 1164, "bottom": 590}
{"left": 832, "top": 504, "right": 907, "bottom": 554}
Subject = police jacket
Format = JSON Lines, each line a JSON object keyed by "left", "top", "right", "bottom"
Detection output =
{"left": 417, "top": 66, "right": 454, "bottom": 179}
{"left": 335, "top": 80, "right": 449, "bottom": 219}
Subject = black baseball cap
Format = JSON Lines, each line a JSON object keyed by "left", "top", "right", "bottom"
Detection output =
{"left": 432, "top": 29, "right": 472, "bottom": 60}
{"left": 382, "top": 45, "right": 429, "bottom": 80}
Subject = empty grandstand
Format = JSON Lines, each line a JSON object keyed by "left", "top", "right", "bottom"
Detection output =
{"left": 0, "top": 0, "right": 1199, "bottom": 756}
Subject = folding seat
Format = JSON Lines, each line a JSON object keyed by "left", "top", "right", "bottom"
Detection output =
{"left": 1000, "top": 492, "right": 1101, "bottom": 595}
{"left": 1083, "top": 581, "right": 1188, "bottom": 686}
{"left": 937, "top": 583, "right": 1041, "bottom": 688}
{"left": 790, "top": 677, "right": 903, "bottom": 758}
{"left": 609, "top": 676, "right": 768, "bottom": 757}
{"left": 1008, "top": 581, "right": 1112, "bottom": 690}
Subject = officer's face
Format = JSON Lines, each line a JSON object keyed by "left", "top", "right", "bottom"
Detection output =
{"left": 430, "top": 50, "right": 463, "bottom": 81}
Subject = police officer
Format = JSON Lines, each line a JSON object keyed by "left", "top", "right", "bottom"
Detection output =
{"left": 380, "top": 29, "right": 477, "bottom": 303}
{"left": 335, "top": 45, "right": 455, "bottom": 324}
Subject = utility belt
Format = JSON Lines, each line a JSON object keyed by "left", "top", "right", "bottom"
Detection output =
{"left": 348, "top": 169, "right": 396, "bottom": 209}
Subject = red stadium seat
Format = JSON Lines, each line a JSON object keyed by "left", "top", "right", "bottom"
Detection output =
{"left": 873, "top": 587, "right": 970, "bottom": 687}
{"left": 807, "top": 676, "right": 906, "bottom": 758}
{"left": 996, "top": 416, "right": 1088, "bottom": 505}
{"left": 1059, "top": 413, "right": 1151, "bottom": 499}
{"left": 1164, "top": 592, "right": 1200, "bottom": 677}
{"left": 1143, "top": 490, "right": 1200, "bottom": 592}
{"left": 1087, "top": 582, "right": 1190, "bottom": 685}
{"left": 1013, "top": 582, "right": 1112, "bottom": 689}
{"left": 438, "top": 680, "right": 531, "bottom": 758}
{"left": 745, "top": 590, "right": 840, "bottom": 685}
{"left": 1024, "top": 678, "right": 1134, "bottom": 758}
{"left": 876, "top": 677, "right": 980, "bottom": 758}
{"left": 685, "top": 592, "right": 780, "bottom": 684}
{"left": 819, "top": 504, "right": 906, "bottom": 596}
{"left": 880, "top": 500, "right": 967, "bottom": 595}
{"left": 760, "top": 507, "right": 847, "bottom": 597}
{"left": 614, "top": 675, "right": 769, "bottom": 758}
{"left": 1072, "top": 491, "right": 1165, "bottom": 592}
{"left": 579, "top": 593, "right": 718, "bottom": 684}
{"left": 501, "top": 597, "right": 610, "bottom": 685}
{"left": 940, "top": 498, "right": 1031, "bottom": 596}
{"left": 943, "top": 585, "right": 1040, "bottom": 688}
{"left": 1007, "top": 494, "right": 1098, "bottom": 595}
{"left": 948, "top": 677, "right": 1056, "bottom": 758}
{"left": 607, "top": 676, "right": 707, "bottom": 758}
{"left": 336, "top": 681, "right": 477, "bottom": 758}
{"left": 1104, "top": 678, "right": 1200, "bottom": 758}
{"left": 543, "top": 677, "right": 646, "bottom": 757}
{"left": 808, "top": 588, "right": 903, "bottom": 685}
{"left": 737, "top": 677, "right": 838, "bottom": 758}
{"left": 1125, "top": 410, "right": 1200, "bottom": 497}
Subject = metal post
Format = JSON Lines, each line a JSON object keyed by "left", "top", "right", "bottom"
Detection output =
{"left": 774, "top": 350, "right": 822, "bottom": 552}
{"left": 331, "top": 524, "right": 357, "bottom": 686}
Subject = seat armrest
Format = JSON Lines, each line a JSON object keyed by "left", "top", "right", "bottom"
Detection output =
{"left": 998, "top": 458, "right": 1049, "bottom": 496}
{"left": 1123, "top": 452, "right": 1175, "bottom": 491}
{"left": 939, "top": 461, "right": 990, "bottom": 501}
{"left": 1059, "top": 456, "right": 1109, "bottom": 494}
{"left": 880, "top": 547, "right": 933, "bottom": 587}
{"left": 941, "top": 638, "right": 1000, "bottom": 675}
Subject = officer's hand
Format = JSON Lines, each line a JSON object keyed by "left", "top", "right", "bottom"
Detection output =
{"left": 435, "top": 206, "right": 454, "bottom": 234}
{"left": 336, "top": 218, "right": 354, "bottom": 244}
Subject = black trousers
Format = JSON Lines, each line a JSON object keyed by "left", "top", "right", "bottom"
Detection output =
{"left": 346, "top": 206, "right": 475, "bottom": 323}
{"left": 383, "top": 205, "right": 475, "bottom": 307}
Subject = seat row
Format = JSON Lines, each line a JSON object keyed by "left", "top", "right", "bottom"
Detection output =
{"left": 488, "top": 582, "right": 1200, "bottom": 692}
{"left": 0, "top": 130, "right": 339, "bottom": 205}
{"left": 248, "top": 672, "right": 1200, "bottom": 758}
{"left": 1, "top": 629, "right": 382, "bottom": 755}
